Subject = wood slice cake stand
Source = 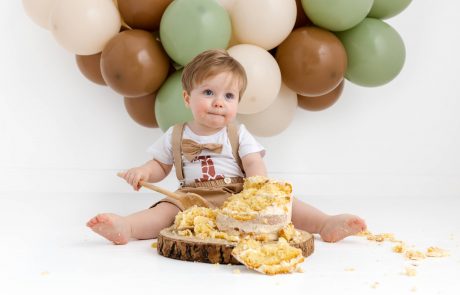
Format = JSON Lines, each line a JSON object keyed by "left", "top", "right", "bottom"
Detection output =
{"left": 157, "top": 226, "right": 315, "bottom": 265}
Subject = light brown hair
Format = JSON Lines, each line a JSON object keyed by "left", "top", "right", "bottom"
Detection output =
{"left": 181, "top": 49, "right": 247, "bottom": 100}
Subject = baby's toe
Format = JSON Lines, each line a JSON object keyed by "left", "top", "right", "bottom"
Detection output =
{"left": 348, "top": 217, "right": 366, "bottom": 232}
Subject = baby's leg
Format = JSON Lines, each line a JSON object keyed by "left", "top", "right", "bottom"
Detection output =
{"left": 291, "top": 198, "right": 366, "bottom": 243}
{"left": 126, "top": 202, "right": 180, "bottom": 240}
{"left": 86, "top": 202, "right": 180, "bottom": 245}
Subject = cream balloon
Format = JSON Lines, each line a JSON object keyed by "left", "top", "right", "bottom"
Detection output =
{"left": 237, "top": 83, "right": 298, "bottom": 137}
{"left": 216, "top": 0, "right": 239, "bottom": 47}
{"left": 50, "top": 0, "right": 121, "bottom": 55}
{"left": 228, "top": 44, "right": 281, "bottom": 115}
{"left": 22, "top": 0, "right": 57, "bottom": 30}
{"left": 231, "top": 0, "right": 296, "bottom": 50}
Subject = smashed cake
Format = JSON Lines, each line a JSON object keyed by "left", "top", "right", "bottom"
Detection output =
{"left": 231, "top": 237, "right": 304, "bottom": 275}
{"left": 173, "top": 206, "right": 239, "bottom": 242}
{"left": 163, "top": 176, "right": 311, "bottom": 275}
{"left": 216, "top": 176, "right": 293, "bottom": 240}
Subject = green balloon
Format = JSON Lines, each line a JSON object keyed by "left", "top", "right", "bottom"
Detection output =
{"left": 301, "top": 0, "right": 373, "bottom": 31}
{"left": 160, "top": 0, "right": 231, "bottom": 65}
{"left": 368, "top": 0, "right": 412, "bottom": 19}
{"left": 155, "top": 70, "right": 193, "bottom": 132}
{"left": 336, "top": 18, "right": 406, "bottom": 87}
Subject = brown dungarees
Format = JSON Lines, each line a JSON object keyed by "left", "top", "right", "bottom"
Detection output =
{"left": 150, "top": 123, "right": 244, "bottom": 211}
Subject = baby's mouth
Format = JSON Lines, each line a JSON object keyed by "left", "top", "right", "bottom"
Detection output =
{"left": 208, "top": 112, "right": 225, "bottom": 117}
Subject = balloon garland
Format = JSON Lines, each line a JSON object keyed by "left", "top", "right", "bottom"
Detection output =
{"left": 22, "top": 0, "right": 411, "bottom": 136}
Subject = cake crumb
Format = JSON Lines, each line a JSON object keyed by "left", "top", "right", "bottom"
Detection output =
{"left": 426, "top": 246, "right": 449, "bottom": 257}
{"left": 405, "top": 250, "right": 426, "bottom": 260}
{"left": 411, "top": 286, "right": 417, "bottom": 292}
{"left": 151, "top": 242, "right": 157, "bottom": 249}
{"left": 393, "top": 243, "right": 406, "bottom": 253}
{"left": 233, "top": 268, "right": 241, "bottom": 274}
{"left": 356, "top": 230, "right": 371, "bottom": 236}
{"left": 40, "top": 271, "right": 50, "bottom": 276}
{"left": 370, "top": 282, "right": 380, "bottom": 289}
{"left": 344, "top": 267, "right": 355, "bottom": 272}
{"left": 403, "top": 266, "right": 417, "bottom": 277}
{"left": 358, "top": 230, "right": 402, "bottom": 243}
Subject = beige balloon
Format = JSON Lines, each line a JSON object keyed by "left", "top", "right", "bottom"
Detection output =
{"left": 231, "top": 0, "right": 296, "bottom": 50}
{"left": 50, "top": 0, "right": 121, "bottom": 55}
{"left": 228, "top": 44, "right": 281, "bottom": 115}
{"left": 237, "top": 83, "right": 298, "bottom": 137}
{"left": 22, "top": 0, "right": 57, "bottom": 30}
{"left": 227, "top": 31, "right": 240, "bottom": 48}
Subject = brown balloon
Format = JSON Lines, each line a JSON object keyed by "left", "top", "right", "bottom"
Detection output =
{"left": 120, "top": 25, "right": 131, "bottom": 32}
{"left": 124, "top": 93, "right": 158, "bottom": 128}
{"left": 101, "top": 29, "right": 170, "bottom": 97}
{"left": 294, "top": 0, "right": 312, "bottom": 28}
{"left": 276, "top": 26, "right": 347, "bottom": 97}
{"left": 118, "top": 0, "right": 172, "bottom": 31}
{"left": 268, "top": 47, "right": 277, "bottom": 58}
{"left": 75, "top": 53, "right": 106, "bottom": 86}
{"left": 298, "top": 80, "right": 344, "bottom": 111}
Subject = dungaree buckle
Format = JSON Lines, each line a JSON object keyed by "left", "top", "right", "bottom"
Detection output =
{"left": 179, "top": 180, "right": 185, "bottom": 187}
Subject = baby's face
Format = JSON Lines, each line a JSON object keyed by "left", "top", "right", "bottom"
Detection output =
{"left": 184, "top": 71, "right": 240, "bottom": 133}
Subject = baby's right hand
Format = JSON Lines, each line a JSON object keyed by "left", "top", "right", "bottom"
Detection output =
{"left": 118, "top": 167, "right": 150, "bottom": 191}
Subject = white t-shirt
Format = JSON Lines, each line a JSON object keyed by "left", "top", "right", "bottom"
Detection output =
{"left": 147, "top": 124, "right": 265, "bottom": 184}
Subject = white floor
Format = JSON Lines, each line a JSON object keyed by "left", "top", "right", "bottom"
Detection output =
{"left": 1, "top": 192, "right": 459, "bottom": 295}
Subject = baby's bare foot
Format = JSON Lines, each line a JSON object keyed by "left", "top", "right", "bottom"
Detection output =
{"left": 319, "top": 214, "right": 367, "bottom": 243}
{"left": 86, "top": 213, "right": 131, "bottom": 245}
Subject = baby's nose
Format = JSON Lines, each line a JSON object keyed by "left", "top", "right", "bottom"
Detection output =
{"left": 213, "top": 98, "right": 224, "bottom": 108}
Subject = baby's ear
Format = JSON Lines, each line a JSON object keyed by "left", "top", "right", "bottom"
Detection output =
{"left": 183, "top": 90, "right": 190, "bottom": 108}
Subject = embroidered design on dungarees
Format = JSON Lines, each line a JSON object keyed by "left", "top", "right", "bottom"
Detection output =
{"left": 195, "top": 155, "right": 224, "bottom": 182}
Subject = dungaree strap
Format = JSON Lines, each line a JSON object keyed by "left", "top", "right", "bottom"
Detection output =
{"left": 227, "top": 122, "right": 244, "bottom": 174}
{"left": 172, "top": 123, "right": 186, "bottom": 183}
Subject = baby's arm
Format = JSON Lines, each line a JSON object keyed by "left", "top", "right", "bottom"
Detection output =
{"left": 119, "top": 159, "right": 173, "bottom": 191}
{"left": 241, "top": 152, "right": 267, "bottom": 177}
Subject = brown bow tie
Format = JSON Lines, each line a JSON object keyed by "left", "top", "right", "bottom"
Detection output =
{"left": 181, "top": 139, "right": 223, "bottom": 161}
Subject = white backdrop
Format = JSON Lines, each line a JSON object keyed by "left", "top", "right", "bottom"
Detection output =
{"left": 1, "top": 0, "right": 459, "bottom": 197}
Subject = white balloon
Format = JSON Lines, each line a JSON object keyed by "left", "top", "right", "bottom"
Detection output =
{"left": 22, "top": 0, "right": 57, "bottom": 30}
{"left": 237, "top": 83, "right": 298, "bottom": 137}
{"left": 50, "top": 0, "right": 121, "bottom": 55}
{"left": 228, "top": 44, "right": 281, "bottom": 115}
{"left": 231, "top": 0, "right": 296, "bottom": 50}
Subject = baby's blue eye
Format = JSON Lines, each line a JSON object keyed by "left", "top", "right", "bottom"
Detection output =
{"left": 225, "top": 93, "right": 235, "bottom": 100}
{"left": 203, "top": 89, "right": 213, "bottom": 96}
